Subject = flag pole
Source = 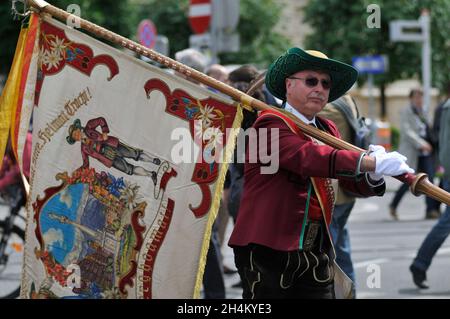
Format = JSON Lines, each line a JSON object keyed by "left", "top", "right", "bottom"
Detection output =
{"left": 26, "top": 0, "right": 450, "bottom": 206}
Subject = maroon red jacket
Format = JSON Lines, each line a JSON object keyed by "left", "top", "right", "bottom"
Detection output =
{"left": 228, "top": 111, "right": 385, "bottom": 251}
{"left": 81, "top": 117, "right": 119, "bottom": 168}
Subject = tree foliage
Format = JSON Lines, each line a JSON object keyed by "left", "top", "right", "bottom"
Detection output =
{"left": 130, "top": 0, "right": 191, "bottom": 57}
{"left": 0, "top": 0, "right": 135, "bottom": 78}
{"left": 0, "top": 3, "right": 22, "bottom": 75}
{"left": 132, "top": 0, "right": 291, "bottom": 67}
{"left": 303, "top": 0, "right": 450, "bottom": 91}
{"left": 0, "top": 0, "right": 290, "bottom": 80}
{"left": 218, "top": 0, "right": 292, "bottom": 67}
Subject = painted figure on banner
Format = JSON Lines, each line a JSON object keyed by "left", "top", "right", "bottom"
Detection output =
{"left": 66, "top": 117, "right": 162, "bottom": 185}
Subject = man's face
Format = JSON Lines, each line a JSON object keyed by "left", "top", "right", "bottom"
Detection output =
{"left": 411, "top": 91, "right": 424, "bottom": 109}
{"left": 72, "top": 128, "right": 82, "bottom": 142}
{"left": 285, "top": 70, "right": 331, "bottom": 120}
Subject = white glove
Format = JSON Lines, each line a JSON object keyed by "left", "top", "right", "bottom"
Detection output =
{"left": 367, "top": 144, "right": 386, "bottom": 180}
{"left": 367, "top": 144, "right": 415, "bottom": 180}
{"left": 368, "top": 144, "right": 386, "bottom": 155}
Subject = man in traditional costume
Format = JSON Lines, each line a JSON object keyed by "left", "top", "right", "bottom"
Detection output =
{"left": 67, "top": 117, "right": 161, "bottom": 185}
{"left": 228, "top": 47, "right": 414, "bottom": 299}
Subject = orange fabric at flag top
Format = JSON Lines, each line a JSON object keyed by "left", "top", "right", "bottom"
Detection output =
{"left": 11, "top": 13, "right": 40, "bottom": 161}
{"left": 0, "top": 13, "right": 39, "bottom": 165}
{"left": 0, "top": 23, "right": 27, "bottom": 164}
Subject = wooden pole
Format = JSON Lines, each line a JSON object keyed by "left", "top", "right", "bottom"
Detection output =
{"left": 26, "top": 0, "right": 450, "bottom": 206}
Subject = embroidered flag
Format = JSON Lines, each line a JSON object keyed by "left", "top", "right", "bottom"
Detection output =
{"left": 16, "top": 15, "right": 241, "bottom": 299}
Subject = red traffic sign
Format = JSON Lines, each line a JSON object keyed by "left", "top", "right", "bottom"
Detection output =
{"left": 188, "top": 0, "right": 212, "bottom": 34}
{"left": 138, "top": 19, "right": 157, "bottom": 49}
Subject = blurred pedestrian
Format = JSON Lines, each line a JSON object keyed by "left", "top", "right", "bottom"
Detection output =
{"left": 319, "top": 94, "right": 362, "bottom": 297}
{"left": 409, "top": 92, "right": 450, "bottom": 289}
{"left": 224, "top": 65, "right": 269, "bottom": 287}
{"left": 0, "top": 133, "right": 32, "bottom": 215}
{"left": 226, "top": 65, "right": 265, "bottom": 224}
{"left": 390, "top": 88, "right": 440, "bottom": 220}
{"left": 205, "top": 63, "right": 236, "bottom": 275}
{"left": 228, "top": 47, "right": 413, "bottom": 299}
{"left": 174, "top": 48, "right": 208, "bottom": 85}
{"left": 175, "top": 49, "right": 225, "bottom": 298}
{"left": 430, "top": 82, "right": 450, "bottom": 215}
{"left": 206, "top": 64, "right": 228, "bottom": 84}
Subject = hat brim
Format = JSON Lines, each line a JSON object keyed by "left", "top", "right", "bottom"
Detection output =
{"left": 265, "top": 47, "right": 358, "bottom": 102}
{"left": 66, "top": 119, "right": 82, "bottom": 144}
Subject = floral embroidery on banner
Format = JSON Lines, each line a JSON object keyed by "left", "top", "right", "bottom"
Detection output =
{"left": 35, "top": 21, "right": 120, "bottom": 106}
{"left": 38, "top": 34, "right": 84, "bottom": 72}
{"left": 144, "top": 79, "right": 237, "bottom": 218}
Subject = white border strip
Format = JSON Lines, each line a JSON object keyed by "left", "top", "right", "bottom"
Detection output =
{"left": 189, "top": 4, "right": 212, "bottom": 18}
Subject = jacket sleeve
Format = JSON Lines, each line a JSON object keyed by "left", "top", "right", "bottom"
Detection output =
{"left": 254, "top": 115, "right": 385, "bottom": 197}
{"left": 338, "top": 169, "right": 385, "bottom": 197}
{"left": 254, "top": 115, "right": 363, "bottom": 178}
{"left": 86, "top": 117, "right": 110, "bottom": 135}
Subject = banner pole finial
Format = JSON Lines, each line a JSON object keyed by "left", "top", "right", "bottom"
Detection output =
{"left": 11, "top": 0, "right": 31, "bottom": 20}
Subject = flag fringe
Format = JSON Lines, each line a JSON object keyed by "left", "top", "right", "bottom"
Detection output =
{"left": 193, "top": 105, "right": 244, "bottom": 299}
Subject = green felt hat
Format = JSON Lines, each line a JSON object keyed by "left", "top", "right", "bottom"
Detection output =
{"left": 265, "top": 47, "right": 358, "bottom": 102}
{"left": 66, "top": 119, "right": 82, "bottom": 145}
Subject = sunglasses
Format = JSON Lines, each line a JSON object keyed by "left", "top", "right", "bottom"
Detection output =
{"left": 288, "top": 76, "right": 332, "bottom": 90}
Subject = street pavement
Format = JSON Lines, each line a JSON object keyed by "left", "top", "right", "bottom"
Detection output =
{"left": 1, "top": 178, "right": 449, "bottom": 299}
{"left": 349, "top": 178, "right": 450, "bottom": 299}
